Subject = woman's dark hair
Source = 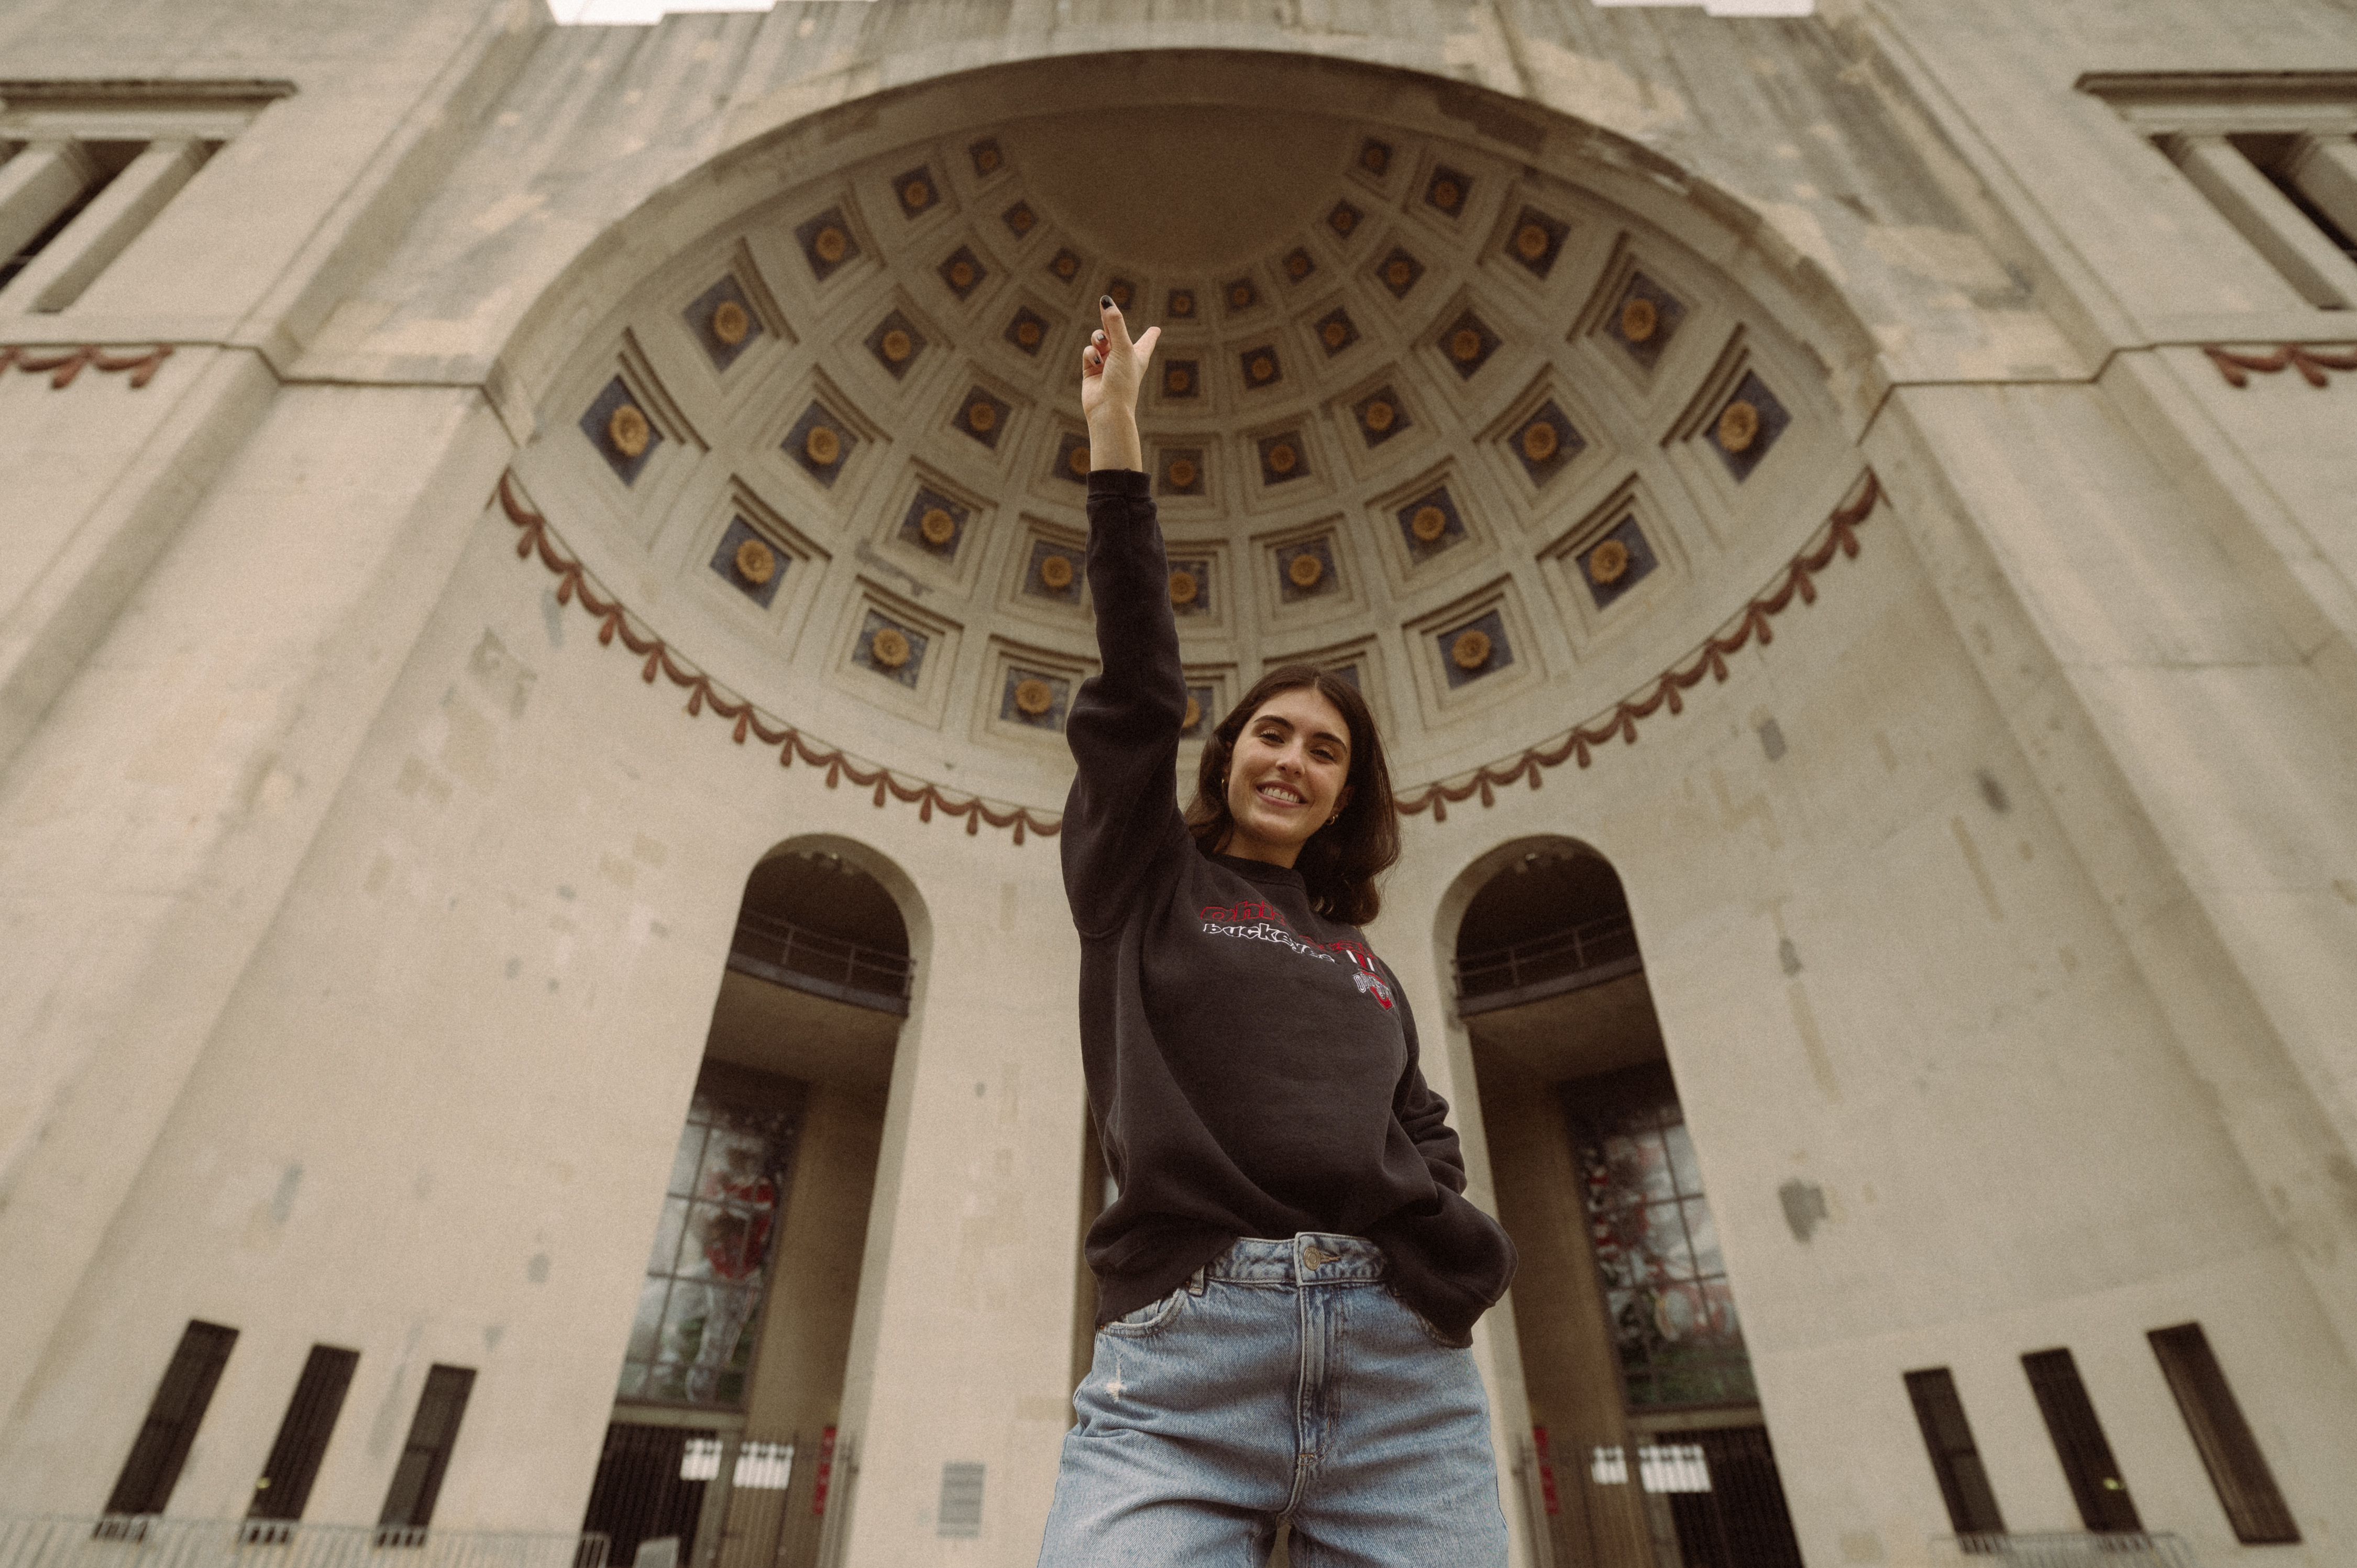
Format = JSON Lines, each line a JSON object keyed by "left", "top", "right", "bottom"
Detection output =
{"left": 1185, "top": 664, "right": 1400, "bottom": 925}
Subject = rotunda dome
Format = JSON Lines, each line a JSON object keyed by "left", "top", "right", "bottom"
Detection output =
{"left": 504, "top": 57, "right": 1871, "bottom": 828}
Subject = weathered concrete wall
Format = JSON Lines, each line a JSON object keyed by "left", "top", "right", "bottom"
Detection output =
{"left": 0, "top": 0, "right": 544, "bottom": 765}
{"left": 1389, "top": 452, "right": 2357, "bottom": 1561}
{"left": 0, "top": 381, "right": 514, "bottom": 1474}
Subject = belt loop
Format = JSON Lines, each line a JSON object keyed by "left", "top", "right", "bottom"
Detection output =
{"left": 1188, "top": 1266, "right": 1206, "bottom": 1296}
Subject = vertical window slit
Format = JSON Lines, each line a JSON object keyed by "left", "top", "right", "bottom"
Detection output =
{"left": 2020, "top": 1348, "right": 2141, "bottom": 1532}
{"left": 378, "top": 1364, "right": 476, "bottom": 1541}
{"left": 2147, "top": 1323, "right": 2300, "bottom": 1544}
{"left": 1903, "top": 1367, "right": 2006, "bottom": 1535}
{"left": 247, "top": 1344, "right": 361, "bottom": 1529}
{"left": 104, "top": 1320, "right": 239, "bottom": 1522}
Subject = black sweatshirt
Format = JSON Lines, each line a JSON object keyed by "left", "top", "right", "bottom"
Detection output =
{"left": 1061, "top": 468, "right": 1516, "bottom": 1346}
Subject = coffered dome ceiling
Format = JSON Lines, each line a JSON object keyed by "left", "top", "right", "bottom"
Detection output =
{"left": 509, "top": 83, "right": 1872, "bottom": 819}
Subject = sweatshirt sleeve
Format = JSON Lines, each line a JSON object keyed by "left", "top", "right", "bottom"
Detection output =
{"left": 1387, "top": 976, "right": 1468, "bottom": 1195}
{"left": 1061, "top": 469, "right": 1193, "bottom": 939}
{"left": 1368, "top": 964, "right": 1518, "bottom": 1346}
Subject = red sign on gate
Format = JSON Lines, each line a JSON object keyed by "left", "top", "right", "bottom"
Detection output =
{"left": 1532, "top": 1425, "right": 1562, "bottom": 1516}
{"left": 812, "top": 1426, "right": 836, "bottom": 1516}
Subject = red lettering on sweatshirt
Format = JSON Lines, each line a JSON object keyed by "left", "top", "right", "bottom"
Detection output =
{"left": 1199, "top": 899, "right": 1290, "bottom": 927}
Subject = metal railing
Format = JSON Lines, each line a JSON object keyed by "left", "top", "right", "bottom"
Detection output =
{"left": 810, "top": 1433, "right": 856, "bottom": 1568}
{"left": 727, "top": 911, "right": 911, "bottom": 1014}
{"left": 1452, "top": 915, "right": 1640, "bottom": 1012}
{"left": 706, "top": 1435, "right": 820, "bottom": 1568}
{"left": 1934, "top": 1534, "right": 2199, "bottom": 1568}
{"left": 0, "top": 1519, "right": 607, "bottom": 1568}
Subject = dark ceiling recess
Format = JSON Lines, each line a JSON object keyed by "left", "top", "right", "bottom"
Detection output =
{"left": 739, "top": 849, "right": 908, "bottom": 956}
{"left": 1456, "top": 845, "right": 1631, "bottom": 959}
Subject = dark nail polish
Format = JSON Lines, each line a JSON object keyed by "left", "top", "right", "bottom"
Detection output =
{"left": 1100, "top": 295, "right": 1114, "bottom": 309}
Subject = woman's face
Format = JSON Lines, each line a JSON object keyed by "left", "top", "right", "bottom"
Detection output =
{"left": 1220, "top": 686, "right": 1354, "bottom": 869}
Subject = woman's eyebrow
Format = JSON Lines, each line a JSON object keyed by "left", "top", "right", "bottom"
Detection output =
{"left": 1257, "top": 715, "right": 1349, "bottom": 753}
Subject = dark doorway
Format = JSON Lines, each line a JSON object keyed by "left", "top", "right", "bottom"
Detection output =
{"left": 1661, "top": 1427, "right": 1805, "bottom": 1568}
{"left": 584, "top": 1423, "right": 717, "bottom": 1567}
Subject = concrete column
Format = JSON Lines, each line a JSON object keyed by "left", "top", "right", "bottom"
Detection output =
{"left": 1477, "top": 1047, "right": 1650, "bottom": 1568}
{"left": 1380, "top": 862, "right": 1550, "bottom": 1568}
{"left": 2285, "top": 134, "right": 2357, "bottom": 249}
{"left": 833, "top": 865, "right": 1083, "bottom": 1567}
{"left": 2164, "top": 134, "right": 2357, "bottom": 308}
{"left": 0, "top": 141, "right": 98, "bottom": 268}
{"left": 0, "top": 348, "right": 281, "bottom": 774}
{"left": 1420, "top": 1004, "right": 1549, "bottom": 1568}
{"left": 3, "top": 139, "right": 208, "bottom": 314}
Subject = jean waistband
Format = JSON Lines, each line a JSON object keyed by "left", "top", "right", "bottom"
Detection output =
{"left": 1202, "top": 1233, "right": 1386, "bottom": 1285}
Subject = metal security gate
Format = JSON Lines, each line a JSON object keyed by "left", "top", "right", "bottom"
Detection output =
{"left": 710, "top": 1436, "right": 830, "bottom": 1568}
{"left": 1562, "top": 1430, "right": 1804, "bottom": 1568}
{"left": 1662, "top": 1427, "right": 1804, "bottom": 1568}
{"left": 580, "top": 1425, "right": 714, "bottom": 1568}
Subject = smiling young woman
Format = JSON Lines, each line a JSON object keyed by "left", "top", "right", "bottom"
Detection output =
{"left": 1036, "top": 297, "right": 1515, "bottom": 1568}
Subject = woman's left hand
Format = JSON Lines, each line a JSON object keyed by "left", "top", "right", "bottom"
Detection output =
{"left": 1081, "top": 296, "right": 1160, "bottom": 430}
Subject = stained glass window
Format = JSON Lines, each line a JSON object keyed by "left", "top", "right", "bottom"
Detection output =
{"left": 619, "top": 1082, "right": 798, "bottom": 1409}
{"left": 1566, "top": 1066, "right": 1757, "bottom": 1409}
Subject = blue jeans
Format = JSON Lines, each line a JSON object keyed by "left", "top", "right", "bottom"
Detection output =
{"left": 1036, "top": 1234, "right": 1508, "bottom": 1567}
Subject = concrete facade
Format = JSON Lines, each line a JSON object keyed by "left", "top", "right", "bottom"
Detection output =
{"left": 3, "top": 2, "right": 2356, "bottom": 1565}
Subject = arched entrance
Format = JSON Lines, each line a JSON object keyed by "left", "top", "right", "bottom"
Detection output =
{"left": 1456, "top": 838, "right": 1804, "bottom": 1568}
{"left": 582, "top": 840, "right": 913, "bottom": 1568}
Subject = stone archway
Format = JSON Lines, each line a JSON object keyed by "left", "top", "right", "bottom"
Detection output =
{"left": 1442, "top": 835, "right": 1808, "bottom": 1568}
{"left": 582, "top": 835, "right": 920, "bottom": 1568}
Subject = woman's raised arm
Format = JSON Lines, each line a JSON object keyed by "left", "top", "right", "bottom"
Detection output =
{"left": 1061, "top": 300, "right": 1190, "bottom": 937}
